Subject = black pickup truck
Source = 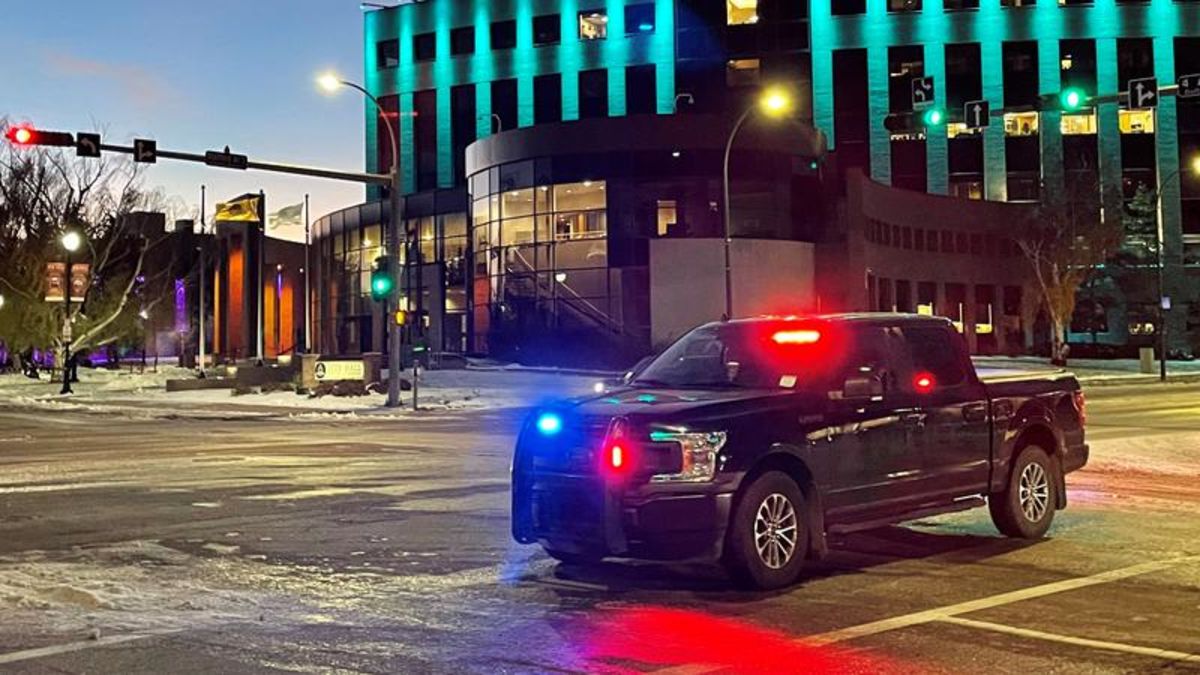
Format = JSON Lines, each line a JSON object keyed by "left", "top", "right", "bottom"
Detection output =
{"left": 512, "top": 314, "right": 1088, "bottom": 589}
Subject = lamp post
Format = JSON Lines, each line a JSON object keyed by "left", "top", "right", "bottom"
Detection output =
{"left": 722, "top": 87, "right": 793, "bottom": 320}
{"left": 60, "top": 230, "right": 82, "bottom": 395}
{"left": 319, "top": 71, "right": 406, "bottom": 408}
{"left": 1151, "top": 154, "right": 1200, "bottom": 382}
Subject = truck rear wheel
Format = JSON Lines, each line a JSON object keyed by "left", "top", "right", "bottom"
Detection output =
{"left": 723, "top": 471, "right": 808, "bottom": 590}
{"left": 989, "top": 445, "right": 1058, "bottom": 539}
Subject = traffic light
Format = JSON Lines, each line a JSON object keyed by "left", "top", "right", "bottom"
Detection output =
{"left": 370, "top": 256, "right": 394, "bottom": 302}
{"left": 4, "top": 125, "right": 74, "bottom": 147}
{"left": 884, "top": 108, "right": 946, "bottom": 134}
{"left": 1037, "top": 88, "right": 1090, "bottom": 112}
{"left": 394, "top": 309, "right": 408, "bottom": 326}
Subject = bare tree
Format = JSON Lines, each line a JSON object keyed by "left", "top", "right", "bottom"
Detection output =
{"left": 1014, "top": 174, "right": 1126, "bottom": 365}
{"left": 0, "top": 131, "right": 187, "bottom": 374}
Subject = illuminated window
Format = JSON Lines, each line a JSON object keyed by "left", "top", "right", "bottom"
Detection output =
{"left": 726, "top": 0, "right": 758, "bottom": 25}
{"left": 656, "top": 200, "right": 678, "bottom": 236}
{"left": 1004, "top": 112, "right": 1039, "bottom": 136}
{"left": 726, "top": 58, "right": 761, "bottom": 88}
{"left": 1061, "top": 113, "right": 1097, "bottom": 135}
{"left": 578, "top": 10, "right": 608, "bottom": 40}
{"left": 1119, "top": 110, "right": 1155, "bottom": 134}
{"left": 946, "top": 123, "right": 982, "bottom": 139}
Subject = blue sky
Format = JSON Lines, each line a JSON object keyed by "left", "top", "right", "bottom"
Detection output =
{"left": 0, "top": 0, "right": 371, "bottom": 241}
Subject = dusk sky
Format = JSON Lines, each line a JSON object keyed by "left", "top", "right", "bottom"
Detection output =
{"left": 0, "top": 0, "right": 371, "bottom": 241}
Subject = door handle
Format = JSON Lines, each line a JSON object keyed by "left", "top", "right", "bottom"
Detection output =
{"left": 963, "top": 403, "right": 989, "bottom": 423}
{"left": 900, "top": 412, "right": 927, "bottom": 429}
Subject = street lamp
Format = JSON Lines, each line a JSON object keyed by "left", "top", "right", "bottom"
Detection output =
{"left": 317, "top": 70, "right": 407, "bottom": 408}
{"left": 1151, "top": 154, "right": 1200, "bottom": 381}
{"left": 60, "top": 230, "right": 83, "bottom": 395}
{"left": 722, "top": 86, "right": 793, "bottom": 319}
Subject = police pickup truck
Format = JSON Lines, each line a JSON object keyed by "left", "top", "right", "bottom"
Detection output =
{"left": 512, "top": 314, "right": 1088, "bottom": 589}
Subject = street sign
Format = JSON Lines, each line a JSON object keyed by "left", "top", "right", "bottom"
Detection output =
{"left": 76, "top": 132, "right": 100, "bottom": 158}
{"left": 1128, "top": 77, "right": 1158, "bottom": 109}
{"left": 314, "top": 360, "right": 365, "bottom": 382}
{"left": 205, "top": 149, "right": 249, "bottom": 170}
{"left": 911, "top": 76, "right": 935, "bottom": 109}
{"left": 133, "top": 139, "right": 157, "bottom": 163}
{"left": 964, "top": 100, "right": 990, "bottom": 129}
{"left": 1178, "top": 74, "right": 1200, "bottom": 99}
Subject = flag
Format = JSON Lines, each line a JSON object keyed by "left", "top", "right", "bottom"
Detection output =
{"left": 268, "top": 202, "right": 304, "bottom": 230}
{"left": 214, "top": 195, "right": 261, "bottom": 223}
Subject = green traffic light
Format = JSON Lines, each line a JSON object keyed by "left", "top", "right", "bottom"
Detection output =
{"left": 922, "top": 107, "right": 944, "bottom": 127}
{"left": 1060, "top": 88, "right": 1085, "bottom": 111}
{"left": 370, "top": 272, "right": 394, "bottom": 300}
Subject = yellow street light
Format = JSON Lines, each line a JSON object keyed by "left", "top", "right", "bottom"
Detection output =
{"left": 316, "top": 72, "right": 342, "bottom": 94}
{"left": 760, "top": 87, "right": 792, "bottom": 117}
{"left": 1191, "top": 155, "right": 1200, "bottom": 176}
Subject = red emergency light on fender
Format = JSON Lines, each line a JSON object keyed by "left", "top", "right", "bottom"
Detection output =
{"left": 771, "top": 329, "right": 821, "bottom": 345}
{"left": 913, "top": 372, "right": 936, "bottom": 394}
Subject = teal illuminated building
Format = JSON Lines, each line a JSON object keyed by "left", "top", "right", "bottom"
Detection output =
{"left": 310, "top": 0, "right": 1200, "bottom": 364}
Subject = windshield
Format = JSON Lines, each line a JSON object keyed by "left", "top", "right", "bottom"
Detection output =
{"left": 634, "top": 322, "right": 845, "bottom": 390}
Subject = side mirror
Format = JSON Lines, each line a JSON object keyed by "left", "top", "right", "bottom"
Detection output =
{"left": 838, "top": 372, "right": 884, "bottom": 401}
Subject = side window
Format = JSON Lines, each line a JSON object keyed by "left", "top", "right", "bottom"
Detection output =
{"left": 836, "top": 328, "right": 899, "bottom": 396}
{"left": 900, "top": 325, "right": 968, "bottom": 388}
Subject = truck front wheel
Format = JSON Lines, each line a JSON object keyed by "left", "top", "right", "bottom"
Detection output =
{"left": 723, "top": 471, "right": 809, "bottom": 590}
{"left": 989, "top": 445, "right": 1058, "bottom": 539}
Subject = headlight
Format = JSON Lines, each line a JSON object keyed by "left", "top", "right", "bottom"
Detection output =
{"left": 650, "top": 430, "right": 727, "bottom": 483}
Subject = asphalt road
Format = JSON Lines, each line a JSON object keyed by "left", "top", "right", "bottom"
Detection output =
{"left": 0, "top": 383, "right": 1198, "bottom": 674}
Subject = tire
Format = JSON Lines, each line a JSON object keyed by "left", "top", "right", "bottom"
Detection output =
{"left": 544, "top": 547, "right": 602, "bottom": 566}
{"left": 723, "top": 471, "right": 809, "bottom": 590}
{"left": 989, "top": 445, "right": 1058, "bottom": 539}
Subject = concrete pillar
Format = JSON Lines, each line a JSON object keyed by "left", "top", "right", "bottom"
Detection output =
{"left": 299, "top": 353, "right": 319, "bottom": 391}
{"left": 362, "top": 352, "right": 383, "bottom": 385}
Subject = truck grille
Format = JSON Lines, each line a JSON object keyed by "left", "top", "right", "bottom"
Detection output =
{"left": 529, "top": 415, "right": 611, "bottom": 475}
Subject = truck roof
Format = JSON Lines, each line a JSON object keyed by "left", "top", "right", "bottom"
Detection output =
{"left": 722, "top": 312, "right": 953, "bottom": 327}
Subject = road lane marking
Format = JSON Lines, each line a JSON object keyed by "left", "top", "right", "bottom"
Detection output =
{"left": 803, "top": 555, "right": 1200, "bottom": 645}
{"left": 0, "top": 630, "right": 181, "bottom": 665}
{"left": 645, "top": 555, "right": 1200, "bottom": 675}
{"left": 938, "top": 616, "right": 1200, "bottom": 664}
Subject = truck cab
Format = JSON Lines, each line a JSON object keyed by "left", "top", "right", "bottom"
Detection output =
{"left": 512, "top": 314, "right": 1088, "bottom": 589}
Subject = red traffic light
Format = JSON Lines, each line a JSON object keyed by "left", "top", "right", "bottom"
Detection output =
{"left": 4, "top": 125, "right": 75, "bottom": 147}
{"left": 5, "top": 125, "right": 34, "bottom": 145}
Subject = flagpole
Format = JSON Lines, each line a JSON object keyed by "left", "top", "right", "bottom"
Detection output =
{"left": 304, "top": 194, "right": 311, "bottom": 354}
{"left": 198, "top": 185, "right": 207, "bottom": 378}
{"left": 256, "top": 190, "right": 265, "bottom": 366}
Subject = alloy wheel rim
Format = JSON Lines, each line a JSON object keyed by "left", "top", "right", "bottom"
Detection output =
{"left": 754, "top": 493, "right": 798, "bottom": 570}
{"left": 1019, "top": 462, "right": 1050, "bottom": 522}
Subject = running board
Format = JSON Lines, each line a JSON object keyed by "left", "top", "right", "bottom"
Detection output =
{"left": 827, "top": 496, "right": 987, "bottom": 535}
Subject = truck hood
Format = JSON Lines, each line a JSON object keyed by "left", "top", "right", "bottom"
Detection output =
{"left": 564, "top": 386, "right": 796, "bottom": 420}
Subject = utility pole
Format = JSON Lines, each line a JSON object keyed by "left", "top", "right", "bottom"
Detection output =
{"left": 304, "top": 193, "right": 311, "bottom": 354}
{"left": 198, "top": 185, "right": 207, "bottom": 378}
{"left": 256, "top": 190, "right": 266, "bottom": 366}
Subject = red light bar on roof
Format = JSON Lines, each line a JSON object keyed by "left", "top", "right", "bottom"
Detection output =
{"left": 772, "top": 329, "right": 821, "bottom": 345}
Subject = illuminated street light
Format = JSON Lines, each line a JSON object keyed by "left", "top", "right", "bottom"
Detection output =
{"left": 59, "top": 230, "right": 85, "bottom": 395}
{"left": 61, "top": 230, "right": 82, "bottom": 253}
{"left": 723, "top": 86, "right": 795, "bottom": 319}
{"left": 316, "top": 72, "right": 342, "bottom": 94}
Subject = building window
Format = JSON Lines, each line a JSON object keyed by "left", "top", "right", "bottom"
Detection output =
{"left": 1003, "top": 41, "right": 1039, "bottom": 108}
{"left": 726, "top": 0, "right": 758, "bottom": 25}
{"left": 534, "top": 14, "right": 561, "bottom": 46}
{"left": 451, "top": 26, "right": 475, "bottom": 56}
{"left": 377, "top": 39, "right": 399, "bottom": 70}
{"left": 579, "top": 68, "right": 609, "bottom": 119}
{"left": 1001, "top": 0, "right": 1035, "bottom": 6}
{"left": 949, "top": 178, "right": 984, "bottom": 200}
{"left": 626, "top": 64, "right": 657, "bottom": 115}
{"left": 491, "top": 20, "right": 517, "bottom": 50}
{"left": 578, "top": 10, "right": 608, "bottom": 39}
{"left": 726, "top": 58, "right": 761, "bottom": 88}
{"left": 1120, "top": 110, "right": 1156, "bottom": 135}
{"left": 656, "top": 200, "right": 678, "bottom": 236}
{"left": 534, "top": 73, "right": 563, "bottom": 124}
{"left": 944, "top": 0, "right": 979, "bottom": 8}
{"left": 1004, "top": 112, "right": 1039, "bottom": 136}
{"left": 832, "top": 0, "right": 867, "bottom": 14}
{"left": 414, "top": 90, "right": 438, "bottom": 191}
{"left": 889, "top": 0, "right": 922, "bottom": 11}
{"left": 414, "top": 32, "right": 436, "bottom": 62}
{"left": 1061, "top": 113, "right": 1097, "bottom": 135}
{"left": 625, "top": 3, "right": 656, "bottom": 33}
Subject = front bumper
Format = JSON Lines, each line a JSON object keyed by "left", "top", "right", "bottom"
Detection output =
{"left": 514, "top": 472, "right": 738, "bottom": 562}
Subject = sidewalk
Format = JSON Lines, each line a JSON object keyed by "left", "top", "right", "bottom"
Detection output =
{"left": 973, "top": 356, "right": 1200, "bottom": 386}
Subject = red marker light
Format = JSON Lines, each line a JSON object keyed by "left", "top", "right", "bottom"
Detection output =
{"left": 601, "top": 418, "right": 633, "bottom": 477}
{"left": 772, "top": 329, "right": 821, "bottom": 345}
{"left": 609, "top": 444, "right": 625, "bottom": 470}
{"left": 913, "top": 372, "right": 936, "bottom": 394}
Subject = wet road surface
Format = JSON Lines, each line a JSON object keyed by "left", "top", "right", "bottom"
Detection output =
{"left": 0, "top": 383, "right": 1198, "bottom": 673}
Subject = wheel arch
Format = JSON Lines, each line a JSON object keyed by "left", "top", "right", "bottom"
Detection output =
{"left": 737, "top": 447, "right": 828, "bottom": 559}
{"left": 1010, "top": 422, "right": 1068, "bottom": 509}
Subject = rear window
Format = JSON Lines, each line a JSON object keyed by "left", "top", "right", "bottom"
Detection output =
{"left": 899, "top": 325, "right": 968, "bottom": 387}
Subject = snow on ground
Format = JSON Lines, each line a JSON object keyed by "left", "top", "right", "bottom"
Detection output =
{"left": 973, "top": 355, "right": 1200, "bottom": 382}
{"left": 0, "top": 367, "right": 598, "bottom": 418}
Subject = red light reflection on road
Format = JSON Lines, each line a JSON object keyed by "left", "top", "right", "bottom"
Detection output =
{"left": 576, "top": 606, "right": 924, "bottom": 674}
